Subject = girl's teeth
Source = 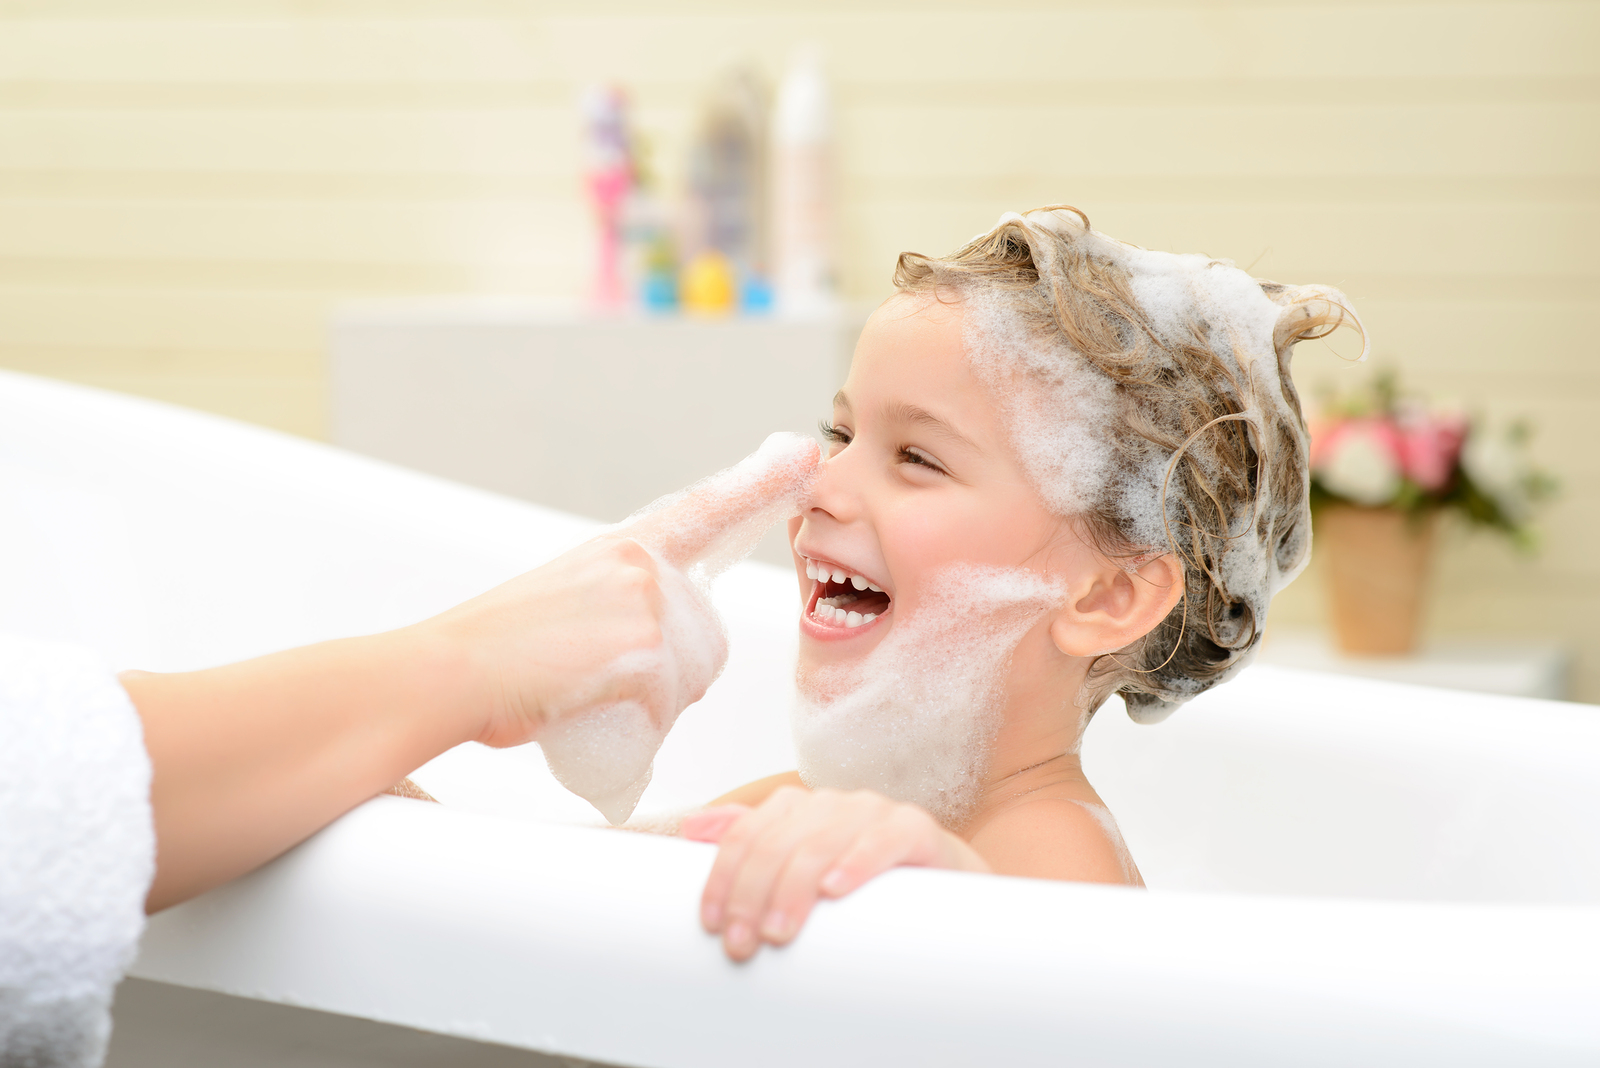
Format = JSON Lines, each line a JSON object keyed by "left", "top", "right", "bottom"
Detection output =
{"left": 803, "top": 560, "right": 885, "bottom": 595}
{"left": 809, "top": 601, "right": 881, "bottom": 628}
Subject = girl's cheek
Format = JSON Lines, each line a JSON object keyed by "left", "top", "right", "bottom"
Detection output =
{"left": 894, "top": 502, "right": 983, "bottom": 564}
{"left": 878, "top": 531, "right": 951, "bottom": 617}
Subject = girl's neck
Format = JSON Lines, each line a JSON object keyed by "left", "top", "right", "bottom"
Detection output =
{"left": 960, "top": 661, "right": 1099, "bottom": 834}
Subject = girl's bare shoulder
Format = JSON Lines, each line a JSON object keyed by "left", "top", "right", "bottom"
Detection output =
{"left": 967, "top": 795, "right": 1143, "bottom": 886}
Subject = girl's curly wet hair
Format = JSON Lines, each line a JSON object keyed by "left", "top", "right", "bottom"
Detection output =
{"left": 894, "top": 206, "right": 1363, "bottom": 722}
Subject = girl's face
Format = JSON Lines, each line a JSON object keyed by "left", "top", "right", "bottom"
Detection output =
{"left": 790, "top": 292, "right": 1095, "bottom": 680}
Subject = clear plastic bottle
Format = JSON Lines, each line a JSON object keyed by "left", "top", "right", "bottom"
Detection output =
{"left": 772, "top": 49, "right": 836, "bottom": 316}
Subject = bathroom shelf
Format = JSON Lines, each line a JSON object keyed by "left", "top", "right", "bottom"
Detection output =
{"left": 330, "top": 298, "right": 867, "bottom": 566}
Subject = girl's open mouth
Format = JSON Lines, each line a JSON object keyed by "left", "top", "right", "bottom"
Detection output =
{"left": 800, "top": 558, "right": 892, "bottom": 632}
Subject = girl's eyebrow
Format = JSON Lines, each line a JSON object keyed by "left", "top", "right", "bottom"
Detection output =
{"left": 833, "top": 390, "right": 979, "bottom": 451}
{"left": 885, "top": 401, "right": 979, "bottom": 451}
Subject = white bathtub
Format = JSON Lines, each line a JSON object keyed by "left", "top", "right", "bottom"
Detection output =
{"left": 3, "top": 369, "right": 1597, "bottom": 1067}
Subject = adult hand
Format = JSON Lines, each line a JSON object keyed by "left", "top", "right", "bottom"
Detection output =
{"left": 462, "top": 431, "right": 823, "bottom": 750}
{"left": 415, "top": 534, "right": 673, "bottom": 750}
{"left": 681, "top": 786, "right": 989, "bottom": 961}
{"left": 526, "top": 432, "right": 823, "bottom": 824}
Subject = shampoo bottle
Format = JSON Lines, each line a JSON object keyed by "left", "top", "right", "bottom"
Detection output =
{"left": 772, "top": 49, "right": 835, "bottom": 316}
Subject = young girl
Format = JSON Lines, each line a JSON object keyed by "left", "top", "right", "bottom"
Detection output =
{"left": 680, "top": 205, "right": 1361, "bottom": 961}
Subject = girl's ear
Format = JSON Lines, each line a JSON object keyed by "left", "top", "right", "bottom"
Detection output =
{"left": 1048, "top": 554, "right": 1185, "bottom": 659}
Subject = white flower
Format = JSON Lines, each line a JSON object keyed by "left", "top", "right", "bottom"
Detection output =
{"left": 1320, "top": 426, "right": 1401, "bottom": 506}
{"left": 1462, "top": 432, "right": 1531, "bottom": 522}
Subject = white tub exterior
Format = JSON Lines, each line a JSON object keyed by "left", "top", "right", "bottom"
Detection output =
{"left": 2, "top": 369, "right": 1597, "bottom": 1067}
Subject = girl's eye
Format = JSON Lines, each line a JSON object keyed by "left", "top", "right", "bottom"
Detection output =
{"left": 898, "top": 446, "right": 948, "bottom": 475}
{"left": 820, "top": 420, "right": 852, "bottom": 448}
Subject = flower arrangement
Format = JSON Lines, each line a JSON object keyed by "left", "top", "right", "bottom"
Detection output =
{"left": 1308, "top": 373, "right": 1556, "bottom": 549}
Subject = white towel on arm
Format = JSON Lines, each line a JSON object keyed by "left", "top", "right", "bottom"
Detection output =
{"left": 0, "top": 635, "right": 155, "bottom": 1068}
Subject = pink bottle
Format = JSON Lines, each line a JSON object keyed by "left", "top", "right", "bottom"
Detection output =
{"left": 583, "top": 86, "right": 633, "bottom": 310}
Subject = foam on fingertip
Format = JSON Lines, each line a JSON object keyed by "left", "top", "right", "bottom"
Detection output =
{"left": 622, "top": 431, "right": 823, "bottom": 578}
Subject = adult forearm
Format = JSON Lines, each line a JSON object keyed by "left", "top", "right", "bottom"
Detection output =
{"left": 126, "top": 625, "right": 484, "bottom": 913}
{"left": 121, "top": 522, "right": 757, "bottom": 912}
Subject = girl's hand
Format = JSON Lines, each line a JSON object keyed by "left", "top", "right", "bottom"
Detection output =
{"left": 681, "top": 786, "right": 990, "bottom": 961}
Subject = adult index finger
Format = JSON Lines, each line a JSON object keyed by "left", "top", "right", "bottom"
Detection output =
{"left": 619, "top": 432, "right": 822, "bottom": 574}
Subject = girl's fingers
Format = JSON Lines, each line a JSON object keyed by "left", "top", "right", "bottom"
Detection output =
{"left": 697, "top": 791, "right": 975, "bottom": 961}
{"left": 698, "top": 788, "right": 805, "bottom": 935}
{"left": 819, "top": 805, "right": 942, "bottom": 899}
{"left": 620, "top": 433, "right": 821, "bottom": 570}
{"left": 679, "top": 805, "right": 750, "bottom": 844}
{"left": 759, "top": 837, "right": 857, "bottom": 946}
{"left": 719, "top": 804, "right": 864, "bottom": 960}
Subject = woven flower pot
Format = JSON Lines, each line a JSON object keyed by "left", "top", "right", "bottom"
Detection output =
{"left": 1317, "top": 505, "right": 1438, "bottom": 655}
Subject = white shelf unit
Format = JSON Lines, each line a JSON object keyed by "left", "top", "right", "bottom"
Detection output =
{"left": 330, "top": 299, "right": 863, "bottom": 566}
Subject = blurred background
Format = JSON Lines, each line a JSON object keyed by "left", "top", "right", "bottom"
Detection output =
{"left": 1, "top": 1, "right": 1596, "bottom": 698}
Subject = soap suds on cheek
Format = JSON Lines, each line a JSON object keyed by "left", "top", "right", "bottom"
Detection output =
{"left": 537, "top": 432, "right": 821, "bottom": 825}
{"left": 792, "top": 564, "right": 1064, "bottom": 827}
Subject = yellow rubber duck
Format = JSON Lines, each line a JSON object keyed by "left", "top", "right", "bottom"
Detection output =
{"left": 679, "top": 250, "right": 737, "bottom": 316}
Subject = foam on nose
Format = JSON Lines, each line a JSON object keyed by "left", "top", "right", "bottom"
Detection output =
{"left": 537, "top": 432, "right": 823, "bottom": 824}
{"left": 624, "top": 431, "right": 824, "bottom": 579}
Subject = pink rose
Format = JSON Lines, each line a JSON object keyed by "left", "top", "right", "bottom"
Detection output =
{"left": 1397, "top": 412, "right": 1468, "bottom": 492}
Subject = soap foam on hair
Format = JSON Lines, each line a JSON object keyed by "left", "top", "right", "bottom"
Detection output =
{"left": 793, "top": 564, "right": 1064, "bottom": 827}
{"left": 1012, "top": 208, "right": 1359, "bottom": 606}
{"left": 962, "top": 292, "right": 1121, "bottom": 520}
{"left": 538, "top": 432, "right": 821, "bottom": 824}
{"left": 954, "top": 210, "right": 1365, "bottom": 721}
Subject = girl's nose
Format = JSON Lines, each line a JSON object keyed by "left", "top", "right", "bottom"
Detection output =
{"left": 801, "top": 446, "right": 860, "bottom": 525}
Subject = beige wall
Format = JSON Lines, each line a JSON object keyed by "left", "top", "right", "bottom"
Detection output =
{"left": 3, "top": 2, "right": 1598, "bottom": 696}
